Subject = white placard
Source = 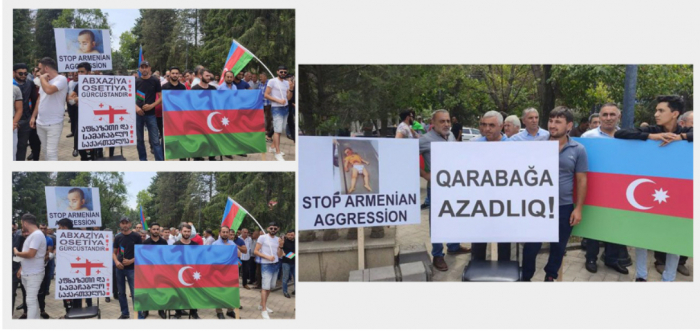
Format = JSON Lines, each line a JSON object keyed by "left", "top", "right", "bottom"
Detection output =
{"left": 55, "top": 230, "right": 113, "bottom": 300}
{"left": 298, "top": 136, "right": 421, "bottom": 230}
{"left": 45, "top": 187, "right": 102, "bottom": 228}
{"left": 54, "top": 28, "right": 112, "bottom": 72}
{"left": 430, "top": 141, "right": 559, "bottom": 243}
{"left": 77, "top": 75, "right": 136, "bottom": 150}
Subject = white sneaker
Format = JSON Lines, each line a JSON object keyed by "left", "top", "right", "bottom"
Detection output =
{"left": 269, "top": 147, "right": 285, "bottom": 156}
{"left": 257, "top": 305, "right": 273, "bottom": 313}
{"left": 274, "top": 153, "right": 285, "bottom": 161}
{"left": 261, "top": 311, "right": 270, "bottom": 319}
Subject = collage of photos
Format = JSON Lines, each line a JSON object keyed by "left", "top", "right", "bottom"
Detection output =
{"left": 297, "top": 65, "right": 693, "bottom": 283}
{"left": 6, "top": 3, "right": 696, "bottom": 330}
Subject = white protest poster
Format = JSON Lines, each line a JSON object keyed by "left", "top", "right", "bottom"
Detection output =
{"left": 430, "top": 141, "right": 559, "bottom": 243}
{"left": 55, "top": 230, "right": 113, "bottom": 300}
{"left": 298, "top": 136, "right": 421, "bottom": 230}
{"left": 45, "top": 187, "right": 102, "bottom": 228}
{"left": 54, "top": 28, "right": 112, "bottom": 72}
{"left": 77, "top": 75, "right": 136, "bottom": 150}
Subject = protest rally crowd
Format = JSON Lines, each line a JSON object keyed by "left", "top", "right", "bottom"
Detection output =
{"left": 391, "top": 95, "right": 692, "bottom": 281}
{"left": 12, "top": 57, "right": 295, "bottom": 162}
{"left": 12, "top": 214, "right": 296, "bottom": 319}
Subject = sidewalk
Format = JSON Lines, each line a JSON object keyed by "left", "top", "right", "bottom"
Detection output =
{"left": 18, "top": 113, "right": 295, "bottom": 161}
{"left": 395, "top": 180, "right": 693, "bottom": 282}
{"left": 12, "top": 277, "right": 295, "bottom": 319}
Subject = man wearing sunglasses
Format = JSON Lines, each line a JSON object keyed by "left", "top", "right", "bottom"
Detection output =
{"left": 264, "top": 65, "right": 294, "bottom": 161}
{"left": 253, "top": 222, "right": 285, "bottom": 319}
{"left": 13, "top": 63, "right": 40, "bottom": 161}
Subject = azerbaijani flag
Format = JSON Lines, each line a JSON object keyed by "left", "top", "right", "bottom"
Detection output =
{"left": 572, "top": 139, "right": 693, "bottom": 256}
{"left": 134, "top": 245, "right": 240, "bottom": 311}
{"left": 218, "top": 40, "right": 254, "bottom": 85}
{"left": 137, "top": 45, "right": 144, "bottom": 78}
{"left": 162, "top": 90, "right": 266, "bottom": 159}
{"left": 140, "top": 205, "right": 148, "bottom": 231}
{"left": 221, "top": 197, "right": 247, "bottom": 232}
{"left": 285, "top": 252, "right": 296, "bottom": 259}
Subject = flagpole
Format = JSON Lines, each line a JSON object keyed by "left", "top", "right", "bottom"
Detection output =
{"left": 232, "top": 39, "right": 276, "bottom": 79}
{"left": 227, "top": 197, "right": 276, "bottom": 261}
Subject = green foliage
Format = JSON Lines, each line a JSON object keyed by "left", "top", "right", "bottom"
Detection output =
{"left": 52, "top": 9, "right": 110, "bottom": 30}
{"left": 13, "top": 9, "right": 35, "bottom": 65}
{"left": 12, "top": 172, "right": 53, "bottom": 225}
{"left": 300, "top": 65, "right": 693, "bottom": 133}
{"left": 34, "top": 9, "right": 63, "bottom": 62}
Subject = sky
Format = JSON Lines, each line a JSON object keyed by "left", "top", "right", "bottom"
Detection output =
{"left": 103, "top": 9, "right": 140, "bottom": 51}
{"left": 123, "top": 172, "right": 156, "bottom": 209}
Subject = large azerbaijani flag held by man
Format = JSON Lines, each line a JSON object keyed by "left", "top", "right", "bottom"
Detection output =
{"left": 162, "top": 90, "right": 266, "bottom": 159}
{"left": 134, "top": 245, "right": 240, "bottom": 311}
{"left": 572, "top": 138, "right": 693, "bottom": 256}
{"left": 222, "top": 197, "right": 248, "bottom": 232}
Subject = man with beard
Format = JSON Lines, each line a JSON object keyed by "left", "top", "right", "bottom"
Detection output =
{"left": 113, "top": 217, "right": 142, "bottom": 319}
{"left": 173, "top": 224, "right": 200, "bottom": 319}
{"left": 264, "top": 66, "right": 294, "bottom": 161}
{"left": 13, "top": 63, "right": 40, "bottom": 161}
{"left": 212, "top": 226, "right": 247, "bottom": 319}
{"left": 138, "top": 223, "right": 167, "bottom": 319}
{"left": 419, "top": 110, "right": 470, "bottom": 272}
{"left": 217, "top": 70, "right": 238, "bottom": 91}
{"left": 522, "top": 107, "right": 588, "bottom": 281}
{"left": 134, "top": 61, "right": 164, "bottom": 161}
{"left": 234, "top": 72, "right": 251, "bottom": 90}
{"left": 395, "top": 110, "right": 417, "bottom": 139}
{"left": 14, "top": 214, "right": 47, "bottom": 319}
{"left": 66, "top": 62, "right": 94, "bottom": 160}
{"left": 254, "top": 222, "right": 284, "bottom": 319}
{"left": 192, "top": 68, "right": 216, "bottom": 91}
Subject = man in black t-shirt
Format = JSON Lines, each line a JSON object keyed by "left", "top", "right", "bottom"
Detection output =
{"left": 191, "top": 68, "right": 218, "bottom": 161}
{"left": 138, "top": 223, "right": 167, "bottom": 319}
{"left": 161, "top": 66, "right": 187, "bottom": 156}
{"left": 67, "top": 62, "right": 94, "bottom": 160}
{"left": 173, "top": 224, "right": 200, "bottom": 319}
{"left": 112, "top": 217, "right": 142, "bottom": 319}
{"left": 135, "top": 61, "right": 164, "bottom": 161}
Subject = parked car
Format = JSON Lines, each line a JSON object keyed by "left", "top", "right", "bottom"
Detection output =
{"left": 461, "top": 127, "right": 481, "bottom": 141}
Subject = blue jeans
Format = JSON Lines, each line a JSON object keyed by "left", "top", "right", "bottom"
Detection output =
{"left": 424, "top": 185, "right": 431, "bottom": 205}
{"left": 271, "top": 106, "right": 289, "bottom": 133}
{"left": 136, "top": 115, "right": 164, "bottom": 161}
{"left": 282, "top": 263, "right": 295, "bottom": 294}
{"left": 522, "top": 204, "right": 575, "bottom": 281}
{"left": 635, "top": 248, "right": 679, "bottom": 281}
{"left": 116, "top": 268, "right": 135, "bottom": 317}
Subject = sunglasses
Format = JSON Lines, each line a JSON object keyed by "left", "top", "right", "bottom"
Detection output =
{"left": 279, "top": 71, "right": 288, "bottom": 74}
{"left": 268, "top": 227, "right": 279, "bottom": 231}
{"left": 16, "top": 72, "right": 28, "bottom": 76}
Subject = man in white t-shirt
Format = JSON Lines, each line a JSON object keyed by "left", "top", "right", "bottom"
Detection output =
{"left": 14, "top": 214, "right": 47, "bottom": 319}
{"left": 395, "top": 110, "right": 416, "bottom": 139}
{"left": 239, "top": 228, "right": 253, "bottom": 289}
{"left": 30, "top": 57, "right": 68, "bottom": 161}
{"left": 253, "top": 222, "right": 284, "bottom": 319}
{"left": 264, "top": 66, "right": 294, "bottom": 161}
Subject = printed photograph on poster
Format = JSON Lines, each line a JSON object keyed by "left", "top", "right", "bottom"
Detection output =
{"left": 54, "top": 28, "right": 112, "bottom": 72}
{"left": 299, "top": 136, "right": 420, "bottom": 231}
{"left": 337, "top": 139, "right": 380, "bottom": 195}
{"left": 54, "top": 187, "right": 94, "bottom": 211}
{"left": 77, "top": 75, "right": 136, "bottom": 150}
{"left": 45, "top": 186, "right": 102, "bottom": 228}
{"left": 55, "top": 230, "right": 113, "bottom": 300}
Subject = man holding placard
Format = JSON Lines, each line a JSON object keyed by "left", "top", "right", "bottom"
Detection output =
{"left": 420, "top": 109, "right": 470, "bottom": 272}
{"left": 522, "top": 107, "right": 588, "bottom": 281}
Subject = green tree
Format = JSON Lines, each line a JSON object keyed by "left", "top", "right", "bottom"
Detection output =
{"left": 12, "top": 172, "right": 54, "bottom": 225}
{"left": 13, "top": 9, "right": 35, "bottom": 65}
{"left": 34, "top": 9, "right": 63, "bottom": 61}
{"left": 70, "top": 172, "right": 128, "bottom": 231}
{"left": 52, "top": 9, "right": 110, "bottom": 30}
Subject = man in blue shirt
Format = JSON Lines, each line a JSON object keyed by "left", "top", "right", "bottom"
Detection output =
{"left": 522, "top": 106, "right": 588, "bottom": 281}
{"left": 217, "top": 71, "right": 238, "bottom": 91}
{"left": 509, "top": 107, "right": 550, "bottom": 141}
{"left": 233, "top": 72, "right": 250, "bottom": 90}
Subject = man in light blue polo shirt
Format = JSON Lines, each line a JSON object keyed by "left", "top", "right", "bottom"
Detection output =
{"left": 217, "top": 71, "right": 238, "bottom": 91}
{"left": 580, "top": 103, "right": 629, "bottom": 275}
{"left": 509, "top": 107, "right": 550, "bottom": 141}
{"left": 522, "top": 106, "right": 588, "bottom": 281}
{"left": 470, "top": 111, "right": 512, "bottom": 261}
